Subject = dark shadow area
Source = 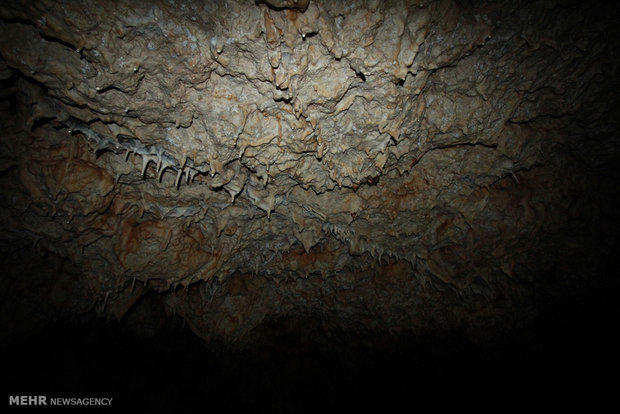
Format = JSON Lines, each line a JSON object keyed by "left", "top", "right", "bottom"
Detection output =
{"left": 2, "top": 282, "right": 618, "bottom": 413}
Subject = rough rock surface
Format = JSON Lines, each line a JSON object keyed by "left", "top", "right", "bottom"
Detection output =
{"left": 1, "top": 0, "right": 619, "bottom": 347}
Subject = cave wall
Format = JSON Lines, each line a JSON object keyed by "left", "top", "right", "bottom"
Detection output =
{"left": 1, "top": 0, "right": 619, "bottom": 346}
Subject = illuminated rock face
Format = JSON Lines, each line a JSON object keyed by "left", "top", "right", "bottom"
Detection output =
{"left": 0, "top": 0, "right": 618, "bottom": 344}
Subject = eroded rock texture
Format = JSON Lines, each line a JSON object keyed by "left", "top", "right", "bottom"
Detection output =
{"left": 1, "top": 0, "right": 619, "bottom": 347}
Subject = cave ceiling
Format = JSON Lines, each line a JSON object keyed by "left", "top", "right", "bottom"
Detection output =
{"left": 0, "top": 0, "right": 618, "bottom": 345}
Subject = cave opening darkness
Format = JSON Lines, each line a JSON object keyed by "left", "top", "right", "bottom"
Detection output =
{"left": 1, "top": 0, "right": 619, "bottom": 411}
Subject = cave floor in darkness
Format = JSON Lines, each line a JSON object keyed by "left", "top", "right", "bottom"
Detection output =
{"left": 3, "top": 285, "right": 619, "bottom": 413}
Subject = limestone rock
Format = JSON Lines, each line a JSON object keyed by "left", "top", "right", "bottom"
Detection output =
{"left": 1, "top": 0, "right": 619, "bottom": 346}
